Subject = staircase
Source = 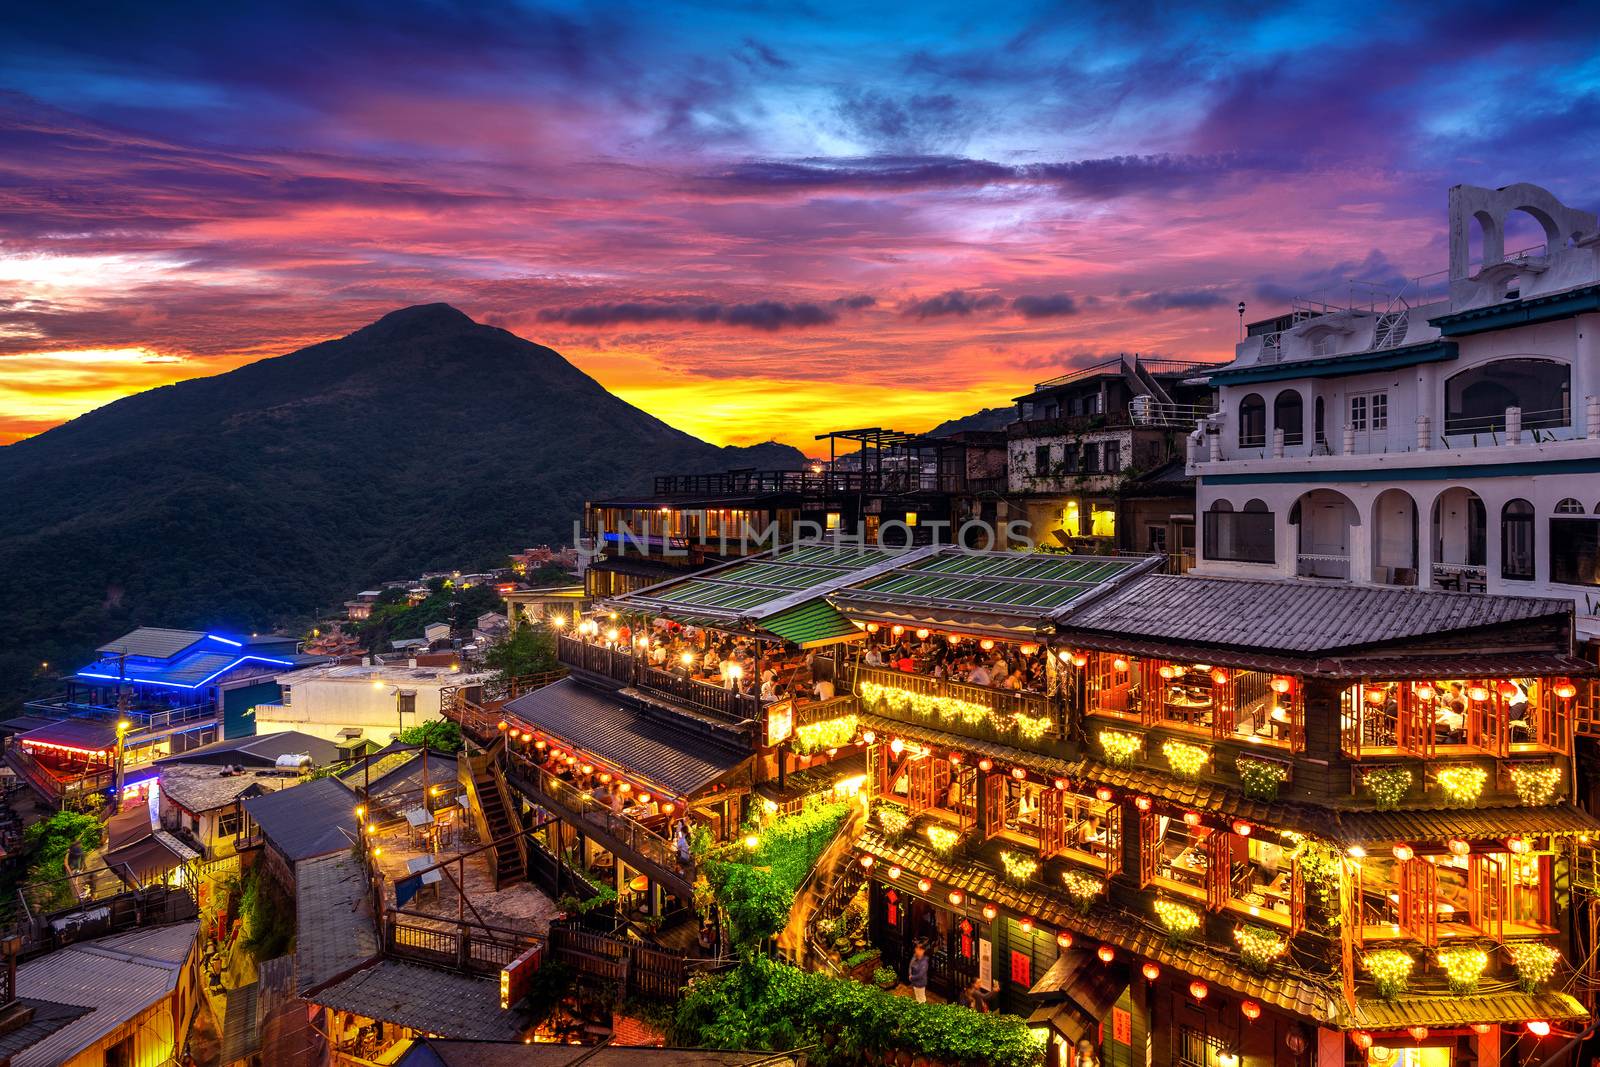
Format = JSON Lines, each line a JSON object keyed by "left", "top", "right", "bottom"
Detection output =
{"left": 459, "top": 740, "right": 527, "bottom": 889}
{"left": 780, "top": 805, "right": 866, "bottom": 969}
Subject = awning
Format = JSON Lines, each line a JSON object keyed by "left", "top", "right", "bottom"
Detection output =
{"left": 105, "top": 807, "right": 155, "bottom": 852}
{"left": 105, "top": 835, "right": 185, "bottom": 886}
{"left": 17, "top": 719, "right": 118, "bottom": 753}
{"left": 761, "top": 599, "right": 863, "bottom": 648}
{"left": 0, "top": 715, "right": 64, "bottom": 736}
{"left": 1027, "top": 950, "right": 1130, "bottom": 1044}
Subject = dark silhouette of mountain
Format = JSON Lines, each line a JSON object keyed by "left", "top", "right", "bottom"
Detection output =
{"left": 0, "top": 304, "right": 803, "bottom": 708}
{"left": 927, "top": 406, "right": 1014, "bottom": 436}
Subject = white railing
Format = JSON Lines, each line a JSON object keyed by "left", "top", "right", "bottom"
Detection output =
{"left": 1296, "top": 553, "right": 1351, "bottom": 580}
{"left": 1129, "top": 398, "right": 1214, "bottom": 428}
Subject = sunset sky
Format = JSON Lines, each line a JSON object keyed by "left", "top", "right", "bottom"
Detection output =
{"left": 2, "top": 2, "right": 1598, "bottom": 449}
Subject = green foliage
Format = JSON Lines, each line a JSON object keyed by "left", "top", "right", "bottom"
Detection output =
{"left": 240, "top": 867, "right": 295, "bottom": 961}
{"left": 1289, "top": 836, "right": 1342, "bottom": 929}
{"left": 556, "top": 885, "right": 618, "bottom": 916}
{"left": 672, "top": 956, "right": 1045, "bottom": 1067}
{"left": 871, "top": 965, "right": 898, "bottom": 989}
{"left": 844, "top": 947, "right": 881, "bottom": 968}
{"left": 397, "top": 718, "right": 462, "bottom": 753}
{"left": 359, "top": 582, "right": 502, "bottom": 653}
{"left": 20, "top": 811, "right": 104, "bottom": 913}
{"left": 700, "top": 802, "right": 850, "bottom": 953}
{"left": 483, "top": 625, "right": 559, "bottom": 679}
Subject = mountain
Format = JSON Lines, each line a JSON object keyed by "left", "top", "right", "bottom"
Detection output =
{"left": 0, "top": 304, "right": 804, "bottom": 708}
{"left": 927, "top": 406, "right": 1015, "bottom": 436}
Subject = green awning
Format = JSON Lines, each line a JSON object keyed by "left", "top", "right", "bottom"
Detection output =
{"left": 762, "top": 599, "right": 863, "bottom": 648}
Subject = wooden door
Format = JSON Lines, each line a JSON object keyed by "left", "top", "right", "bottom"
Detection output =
{"left": 1402, "top": 859, "right": 1438, "bottom": 945}
{"left": 1472, "top": 854, "right": 1504, "bottom": 941}
{"left": 1400, "top": 685, "right": 1434, "bottom": 757}
{"left": 1138, "top": 812, "right": 1159, "bottom": 887}
{"left": 1476, "top": 690, "right": 1507, "bottom": 757}
{"left": 1039, "top": 788, "right": 1066, "bottom": 859}
{"left": 1205, "top": 829, "right": 1230, "bottom": 911}
{"left": 955, "top": 767, "right": 977, "bottom": 833}
{"left": 1543, "top": 685, "right": 1573, "bottom": 754}
{"left": 909, "top": 758, "right": 933, "bottom": 816}
{"left": 982, "top": 774, "right": 1005, "bottom": 840}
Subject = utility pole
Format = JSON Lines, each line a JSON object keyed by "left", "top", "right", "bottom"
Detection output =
{"left": 112, "top": 652, "right": 131, "bottom": 814}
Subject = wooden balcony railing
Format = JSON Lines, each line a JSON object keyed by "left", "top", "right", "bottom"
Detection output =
{"left": 557, "top": 635, "right": 758, "bottom": 725}
{"left": 385, "top": 908, "right": 539, "bottom": 976}
{"left": 852, "top": 665, "right": 1059, "bottom": 754}
{"left": 503, "top": 751, "right": 682, "bottom": 879}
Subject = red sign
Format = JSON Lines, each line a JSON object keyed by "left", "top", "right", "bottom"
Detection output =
{"left": 1009, "top": 949, "right": 1030, "bottom": 985}
{"left": 1112, "top": 1006, "right": 1131, "bottom": 1044}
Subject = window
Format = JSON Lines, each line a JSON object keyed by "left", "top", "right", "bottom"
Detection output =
{"left": 1273, "top": 390, "right": 1304, "bottom": 446}
{"left": 1446, "top": 358, "right": 1570, "bottom": 434}
{"left": 1501, "top": 499, "right": 1534, "bottom": 581}
{"left": 825, "top": 511, "right": 841, "bottom": 530}
{"left": 904, "top": 511, "right": 918, "bottom": 527}
{"left": 1238, "top": 393, "right": 1266, "bottom": 448}
{"left": 1062, "top": 501, "right": 1082, "bottom": 538}
{"left": 1555, "top": 498, "right": 1585, "bottom": 514}
{"left": 1034, "top": 444, "right": 1051, "bottom": 472}
{"left": 1062, "top": 445, "right": 1079, "bottom": 472}
{"left": 1064, "top": 794, "right": 1121, "bottom": 873}
{"left": 1203, "top": 500, "right": 1274, "bottom": 564}
{"left": 1350, "top": 392, "right": 1388, "bottom": 432}
{"left": 1149, "top": 814, "right": 1209, "bottom": 899}
{"left": 1146, "top": 525, "right": 1168, "bottom": 553}
{"left": 1104, "top": 441, "right": 1121, "bottom": 472}
{"left": 1223, "top": 832, "right": 1296, "bottom": 925}
{"left": 1089, "top": 506, "right": 1115, "bottom": 538}
{"left": 1550, "top": 515, "right": 1600, "bottom": 585}
{"left": 218, "top": 807, "right": 243, "bottom": 838}
{"left": 1081, "top": 443, "right": 1099, "bottom": 472}
{"left": 1505, "top": 850, "right": 1555, "bottom": 932}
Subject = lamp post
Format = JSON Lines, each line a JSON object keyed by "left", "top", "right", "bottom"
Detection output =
{"left": 112, "top": 718, "right": 131, "bottom": 813}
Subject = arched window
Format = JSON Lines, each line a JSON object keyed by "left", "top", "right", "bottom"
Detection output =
{"left": 1502, "top": 499, "right": 1534, "bottom": 581}
{"left": 1238, "top": 393, "right": 1266, "bottom": 449}
{"left": 1556, "top": 498, "right": 1585, "bottom": 514}
{"left": 1203, "top": 499, "right": 1274, "bottom": 564}
{"left": 1445, "top": 358, "right": 1570, "bottom": 434}
{"left": 1273, "top": 390, "right": 1304, "bottom": 446}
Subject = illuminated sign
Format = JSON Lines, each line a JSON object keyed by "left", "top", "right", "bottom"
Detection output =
{"left": 765, "top": 701, "right": 794, "bottom": 746}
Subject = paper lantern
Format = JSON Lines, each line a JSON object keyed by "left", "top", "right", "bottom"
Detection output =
{"left": 1470, "top": 1024, "right": 1492, "bottom": 1035}
{"left": 891, "top": 625, "right": 904, "bottom": 636}
{"left": 980, "top": 639, "right": 995, "bottom": 651}
{"left": 916, "top": 629, "right": 930, "bottom": 639}
{"left": 1527, "top": 1021, "right": 1550, "bottom": 1037}
{"left": 1056, "top": 931, "right": 1073, "bottom": 949}
{"left": 1448, "top": 838, "right": 1470, "bottom": 857}
{"left": 1413, "top": 684, "right": 1436, "bottom": 702}
{"left": 1188, "top": 980, "right": 1208, "bottom": 1000}
{"left": 1270, "top": 676, "right": 1292, "bottom": 694}
{"left": 1183, "top": 811, "right": 1202, "bottom": 827}
{"left": 866, "top": 623, "right": 879, "bottom": 633}
{"left": 1555, "top": 681, "right": 1578, "bottom": 700}
{"left": 862, "top": 731, "right": 876, "bottom": 743}
{"left": 1057, "top": 649, "right": 1072, "bottom": 663}
{"left": 1071, "top": 653, "right": 1088, "bottom": 668}
{"left": 1095, "top": 787, "right": 1114, "bottom": 802}
{"left": 1210, "top": 668, "right": 1229, "bottom": 685}
{"left": 1351, "top": 1032, "right": 1373, "bottom": 1051}
{"left": 1159, "top": 665, "right": 1176, "bottom": 680}
{"left": 1017, "top": 917, "right": 1033, "bottom": 933}
{"left": 889, "top": 738, "right": 904, "bottom": 755}
{"left": 1011, "top": 767, "right": 1027, "bottom": 781}
{"left": 947, "top": 634, "right": 962, "bottom": 645}
{"left": 1097, "top": 945, "right": 1114, "bottom": 963}
{"left": 580, "top": 764, "right": 593, "bottom": 775}
{"left": 1364, "top": 686, "right": 1386, "bottom": 706}
{"left": 1240, "top": 1000, "right": 1261, "bottom": 1021}
{"left": 1507, "top": 836, "right": 1530, "bottom": 854}
{"left": 948, "top": 891, "right": 963, "bottom": 906}
{"left": 859, "top": 855, "right": 874, "bottom": 868}
{"left": 982, "top": 903, "right": 998, "bottom": 921}
{"left": 1135, "top": 796, "right": 1152, "bottom": 812}
{"left": 1468, "top": 685, "right": 1490, "bottom": 703}
{"left": 1232, "top": 820, "right": 1253, "bottom": 837}
{"left": 1392, "top": 844, "right": 1414, "bottom": 862}
{"left": 887, "top": 866, "right": 901, "bottom": 879}
{"left": 1497, "top": 680, "right": 1520, "bottom": 699}
{"left": 1408, "top": 1027, "right": 1429, "bottom": 1042}
{"left": 949, "top": 752, "right": 963, "bottom": 765}
{"left": 978, "top": 758, "right": 993, "bottom": 772}
{"left": 1054, "top": 778, "right": 1068, "bottom": 791}
{"left": 1020, "top": 644, "right": 1038, "bottom": 656}
{"left": 497, "top": 720, "right": 508, "bottom": 731}
{"left": 1113, "top": 657, "right": 1130, "bottom": 672}
{"left": 1141, "top": 962, "right": 1160, "bottom": 981}
{"left": 917, "top": 878, "right": 932, "bottom": 892}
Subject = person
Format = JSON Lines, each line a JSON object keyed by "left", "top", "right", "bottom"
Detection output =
{"left": 1075, "top": 1038, "right": 1100, "bottom": 1067}
{"left": 962, "top": 979, "right": 992, "bottom": 1013}
{"left": 650, "top": 642, "right": 667, "bottom": 666}
{"left": 908, "top": 941, "right": 929, "bottom": 1003}
{"left": 864, "top": 646, "right": 884, "bottom": 667}
{"left": 967, "top": 662, "right": 991, "bottom": 687}
{"left": 813, "top": 676, "right": 835, "bottom": 702}
{"left": 760, "top": 678, "right": 778, "bottom": 702}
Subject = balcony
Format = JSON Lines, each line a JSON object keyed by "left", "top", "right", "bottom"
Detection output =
{"left": 558, "top": 636, "right": 759, "bottom": 726}
{"left": 24, "top": 699, "right": 216, "bottom": 738}
{"left": 852, "top": 664, "right": 1059, "bottom": 756}
{"left": 1296, "top": 552, "right": 1351, "bottom": 580}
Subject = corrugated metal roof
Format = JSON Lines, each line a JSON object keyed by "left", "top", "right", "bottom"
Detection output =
{"left": 309, "top": 959, "right": 525, "bottom": 1040}
{"left": 1065, "top": 574, "right": 1571, "bottom": 654}
{"left": 762, "top": 599, "right": 861, "bottom": 647}
{"left": 157, "top": 729, "right": 341, "bottom": 768}
{"left": 295, "top": 852, "right": 380, "bottom": 993}
{"left": 11, "top": 922, "right": 197, "bottom": 1067}
{"left": 18, "top": 718, "right": 118, "bottom": 751}
{"left": 96, "top": 627, "right": 207, "bottom": 659}
{"left": 245, "top": 775, "right": 359, "bottom": 862}
{"left": 502, "top": 679, "right": 746, "bottom": 798}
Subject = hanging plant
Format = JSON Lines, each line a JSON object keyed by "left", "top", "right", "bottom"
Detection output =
{"left": 1285, "top": 835, "right": 1342, "bottom": 929}
{"left": 1508, "top": 764, "right": 1562, "bottom": 806}
{"left": 1237, "top": 756, "right": 1289, "bottom": 801}
{"left": 1433, "top": 765, "right": 1488, "bottom": 806}
{"left": 875, "top": 805, "right": 911, "bottom": 840}
{"left": 1098, "top": 729, "right": 1143, "bottom": 768}
{"left": 1154, "top": 899, "right": 1202, "bottom": 943}
{"left": 1233, "top": 925, "right": 1287, "bottom": 974}
{"left": 1060, "top": 870, "right": 1105, "bottom": 916}
{"left": 999, "top": 850, "right": 1040, "bottom": 884}
{"left": 859, "top": 680, "right": 988, "bottom": 727}
{"left": 1161, "top": 739, "right": 1209, "bottom": 780}
{"left": 1013, "top": 713, "right": 1052, "bottom": 742}
{"left": 1506, "top": 942, "right": 1561, "bottom": 993}
{"left": 793, "top": 714, "right": 859, "bottom": 755}
{"left": 1361, "top": 949, "right": 1414, "bottom": 1001}
{"left": 1436, "top": 946, "right": 1489, "bottom": 994}
{"left": 1362, "top": 767, "right": 1413, "bottom": 809}
{"left": 925, "top": 825, "right": 961, "bottom": 855}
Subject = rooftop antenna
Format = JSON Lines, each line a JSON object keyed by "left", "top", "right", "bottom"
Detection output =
{"left": 1236, "top": 301, "right": 1246, "bottom": 340}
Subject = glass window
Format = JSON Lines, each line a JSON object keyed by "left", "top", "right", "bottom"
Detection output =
{"left": 1001, "top": 778, "right": 1048, "bottom": 845}
{"left": 1089, "top": 506, "right": 1115, "bottom": 538}
{"left": 1350, "top": 394, "right": 1367, "bottom": 431}
{"left": 1223, "top": 832, "right": 1294, "bottom": 924}
{"left": 1082, "top": 443, "right": 1099, "bottom": 472}
{"left": 1104, "top": 441, "right": 1121, "bottom": 472}
{"left": 1505, "top": 851, "right": 1554, "bottom": 931}
{"left": 1219, "top": 670, "right": 1297, "bottom": 748}
{"left": 1238, "top": 394, "right": 1266, "bottom": 448}
{"left": 1064, "top": 794, "right": 1121, "bottom": 872}
{"left": 1151, "top": 816, "right": 1209, "bottom": 896}
{"left": 1203, "top": 500, "right": 1275, "bottom": 564}
{"left": 1273, "top": 390, "right": 1304, "bottom": 446}
{"left": 1062, "top": 501, "right": 1082, "bottom": 538}
{"left": 1034, "top": 444, "right": 1051, "bottom": 472}
{"left": 1501, "top": 500, "right": 1535, "bottom": 581}
{"left": 1446, "top": 358, "right": 1570, "bottom": 434}
{"left": 1550, "top": 518, "right": 1600, "bottom": 585}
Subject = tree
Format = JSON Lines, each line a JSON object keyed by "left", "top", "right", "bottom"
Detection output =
{"left": 397, "top": 719, "right": 462, "bottom": 753}
{"left": 483, "top": 626, "right": 558, "bottom": 679}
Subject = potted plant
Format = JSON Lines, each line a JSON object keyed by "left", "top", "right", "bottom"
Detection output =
{"left": 872, "top": 964, "right": 898, "bottom": 990}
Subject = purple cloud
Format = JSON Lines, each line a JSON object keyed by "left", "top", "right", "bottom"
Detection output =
{"left": 900, "top": 290, "right": 1005, "bottom": 319}
{"left": 1012, "top": 293, "right": 1079, "bottom": 319}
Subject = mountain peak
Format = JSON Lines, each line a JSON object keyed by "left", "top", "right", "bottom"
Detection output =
{"left": 355, "top": 303, "right": 477, "bottom": 340}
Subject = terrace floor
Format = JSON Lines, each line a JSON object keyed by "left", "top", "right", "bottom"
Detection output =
{"left": 367, "top": 823, "right": 561, "bottom": 935}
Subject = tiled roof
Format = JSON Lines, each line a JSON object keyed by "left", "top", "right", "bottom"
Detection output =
{"left": 11, "top": 922, "right": 197, "bottom": 1067}
{"left": 294, "top": 851, "right": 380, "bottom": 994}
{"left": 157, "top": 763, "right": 286, "bottom": 814}
{"left": 0, "top": 999, "right": 93, "bottom": 1063}
{"left": 854, "top": 829, "right": 1341, "bottom": 1024}
{"left": 1338, "top": 803, "right": 1600, "bottom": 843}
{"left": 17, "top": 718, "right": 118, "bottom": 751}
{"left": 245, "top": 775, "right": 358, "bottom": 862}
{"left": 412, "top": 1041, "right": 801, "bottom": 1066}
{"left": 503, "top": 679, "right": 746, "bottom": 798}
{"left": 96, "top": 627, "right": 207, "bottom": 658}
{"left": 1350, "top": 991, "right": 1588, "bottom": 1028}
{"left": 158, "top": 729, "right": 341, "bottom": 768}
{"left": 1063, "top": 575, "right": 1571, "bottom": 655}
{"left": 308, "top": 959, "right": 525, "bottom": 1040}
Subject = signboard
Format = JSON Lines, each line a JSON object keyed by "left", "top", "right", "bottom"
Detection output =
{"left": 1112, "top": 1006, "right": 1132, "bottom": 1045}
{"left": 500, "top": 943, "right": 544, "bottom": 1009}
{"left": 765, "top": 701, "right": 794, "bottom": 746}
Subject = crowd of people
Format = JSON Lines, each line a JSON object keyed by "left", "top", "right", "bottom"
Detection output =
{"left": 858, "top": 631, "right": 1050, "bottom": 694}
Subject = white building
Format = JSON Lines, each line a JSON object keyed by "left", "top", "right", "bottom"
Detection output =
{"left": 1189, "top": 181, "right": 1600, "bottom": 641}
{"left": 254, "top": 663, "right": 489, "bottom": 744}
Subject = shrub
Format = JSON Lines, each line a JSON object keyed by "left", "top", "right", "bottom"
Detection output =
{"left": 21, "top": 811, "right": 104, "bottom": 914}
{"left": 1098, "top": 729, "right": 1142, "bottom": 768}
{"left": 1161, "top": 739, "right": 1208, "bottom": 780}
{"left": 875, "top": 805, "right": 910, "bottom": 839}
{"left": 1233, "top": 925, "right": 1286, "bottom": 974}
{"left": 397, "top": 718, "right": 462, "bottom": 753}
{"left": 1361, "top": 949, "right": 1414, "bottom": 1001}
{"left": 793, "top": 714, "right": 859, "bottom": 755}
{"left": 1436, "top": 946, "right": 1488, "bottom": 994}
{"left": 1506, "top": 942, "right": 1560, "bottom": 993}
{"left": 1060, "top": 870, "right": 1104, "bottom": 916}
{"left": 1154, "top": 899, "right": 1201, "bottom": 943}
{"left": 700, "top": 802, "right": 850, "bottom": 953}
{"left": 1508, "top": 764, "right": 1562, "bottom": 806}
{"left": 1362, "top": 767, "right": 1412, "bottom": 809}
{"left": 1433, "top": 765, "right": 1487, "bottom": 806}
{"left": 1237, "top": 756, "right": 1289, "bottom": 801}
{"left": 672, "top": 956, "right": 1045, "bottom": 1067}
{"left": 872, "top": 965, "right": 898, "bottom": 989}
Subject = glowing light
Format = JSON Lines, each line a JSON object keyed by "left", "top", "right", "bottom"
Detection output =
{"left": 1351, "top": 1032, "right": 1373, "bottom": 1051}
{"left": 980, "top": 639, "right": 995, "bottom": 651}
{"left": 743, "top": 834, "right": 760, "bottom": 849}
{"left": 1112, "top": 657, "right": 1129, "bottom": 672}
{"left": 1348, "top": 845, "right": 1366, "bottom": 858}
{"left": 1507, "top": 836, "right": 1530, "bottom": 854}
{"left": 1019, "top": 644, "right": 1037, "bottom": 656}
{"left": 1210, "top": 669, "right": 1229, "bottom": 685}
{"left": 1141, "top": 962, "right": 1160, "bottom": 981}
{"left": 1232, "top": 820, "right": 1252, "bottom": 837}
{"left": 917, "top": 878, "right": 932, "bottom": 892}
{"left": 1071, "top": 653, "right": 1088, "bottom": 668}
{"left": 1097, "top": 945, "right": 1114, "bottom": 963}
{"left": 1056, "top": 931, "right": 1073, "bottom": 949}
{"left": 1017, "top": 917, "right": 1033, "bottom": 933}
{"left": 1448, "top": 838, "right": 1470, "bottom": 857}
{"left": 1392, "top": 844, "right": 1413, "bottom": 862}
{"left": 862, "top": 731, "right": 875, "bottom": 743}
{"left": 978, "top": 758, "right": 993, "bottom": 772}
{"left": 1188, "top": 980, "right": 1208, "bottom": 1000}
{"left": 1134, "top": 796, "right": 1152, "bottom": 812}
{"left": 916, "top": 629, "right": 930, "bottom": 640}
{"left": 948, "top": 891, "right": 963, "bottom": 905}
{"left": 889, "top": 738, "right": 904, "bottom": 755}
{"left": 680, "top": 652, "right": 695, "bottom": 666}
{"left": 1095, "top": 787, "right": 1114, "bottom": 803}
{"left": 887, "top": 866, "right": 901, "bottom": 879}
{"left": 1555, "top": 681, "right": 1578, "bottom": 700}
{"left": 1408, "top": 1027, "right": 1429, "bottom": 1042}
{"left": 891, "top": 625, "right": 904, "bottom": 636}
{"left": 1468, "top": 685, "right": 1490, "bottom": 703}
{"left": 1527, "top": 1021, "right": 1551, "bottom": 1037}
{"left": 1270, "top": 676, "right": 1292, "bottom": 695}
{"left": 1159, "top": 665, "right": 1176, "bottom": 680}
{"left": 1011, "top": 767, "right": 1026, "bottom": 780}
{"left": 1241, "top": 1000, "right": 1261, "bottom": 1021}
{"left": 1183, "top": 811, "right": 1202, "bottom": 827}
{"left": 866, "top": 623, "right": 879, "bottom": 633}
{"left": 859, "top": 855, "right": 874, "bottom": 868}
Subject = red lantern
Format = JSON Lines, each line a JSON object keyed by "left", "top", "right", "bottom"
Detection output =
{"left": 1183, "top": 811, "right": 1202, "bottom": 827}
{"left": 1508, "top": 837, "right": 1530, "bottom": 854}
{"left": 1270, "top": 676, "right": 1292, "bottom": 695}
{"left": 1413, "top": 684, "right": 1436, "bottom": 702}
{"left": 1241, "top": 1000, "right": 1261, "bottom": 1021}
{"left": 1232, "top": 820, "right": 1252, "bottom": 837}
{"left": 1159, "top": 665, "right": 1176, "bottom": 681}
{"left": 1097, "top": 945, "right": 1114, "bottom": 963}
{"left": 1555, "top": 681, "right": 1578, "bottom": 700}
{"left": 1095, "top": 787, "right": 1114, "bottom": 803}
{"left": 1210, "top": 668, "right": 1229, "bottom": 686}
{"left": 1188, "top": 980, "right": 1208, "bottom": 1000}
{"left": 1018, "top": 917, "right": 1033, "bottom": 933}
{"left": 949, "top": 752, "right": 963, "bottom": 765}
{"left": 497, "top": 720, "right": 508, "bottom": 731}
{"left": 1497, "top": 680, "right": 1520, "bottom": 700}
{"left": 1527, "top": 1021, "right": 1551, "bottom": 1037}
{"left": 1134, "top": 796, "right": 1152, "bottom": 812}
{"left": 1392, "top": 844, "right": 1414, "bottom": 862}
{"left": 1448, "top": 838, "right": 1470, "bottom": 857}
{"left": 1351, "top": 1032, "right": 1373, "bottom": 1052}
{"left": 1408, "top": 1026, "right": 1429, "bottom": 1042}
{"left": 887, "top": 866, "right": 901, "bottom": 879}
{"left": 1054, "top": 778, "right": 1068, "bottom": 791}
{"left": 1113, "top": 657, "right": 1130, "bottom": 673}
{"left": 1470, "top": 1024, "right": 1492, "bottom": 1035}
{"left": 1141, "top": 961, "right": 1160, "bottom": 981}
{"left": 948, "top": 890, "right": 964, "bottom": 906}
{"left": 1071, "top": 653, "right": 1088, "bottom": 668}
{"left": 982, "top": 903, "right": 998, "bottom": 921}
{"left": 1468, "top": 685, "right": 1490, "bottom": 703}
{"left": 1056, "top": 931, "right": 1073, "bottom": 949}
{"left": 1364, "top": 686, "right": 1386, "bottom": 706}
{"left": 978, "top": 758, "right": 993, "bottom": 772}
{"left": 918, "top": 878, "right": 932, "bottom": 892}
{"left": 860, "top": 855, "right": 874, "bottom": 868}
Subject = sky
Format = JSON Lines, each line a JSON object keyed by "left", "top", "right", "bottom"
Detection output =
{"left": 2, "top": 2, "right": 1599, "bottom": 449}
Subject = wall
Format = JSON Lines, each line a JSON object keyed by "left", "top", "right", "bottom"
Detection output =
{"left": 222, "top": 680, "right": 281, "bottom": 740}
{"left": 256, "top": 675, "right": 459, "bottom": 744}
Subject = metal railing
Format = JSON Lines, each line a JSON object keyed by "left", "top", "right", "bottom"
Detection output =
{"left": 503, "top": 753, "right": 681, "bottom": 877}
{"left": 22, "top": 699, "right": 215, "bottom": 732}
{"left": 1128, "top": 399, "right": 1214, "bottom": 429}
{"left": 1296, "top": 553, "right": 1351, "bottom": 580}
